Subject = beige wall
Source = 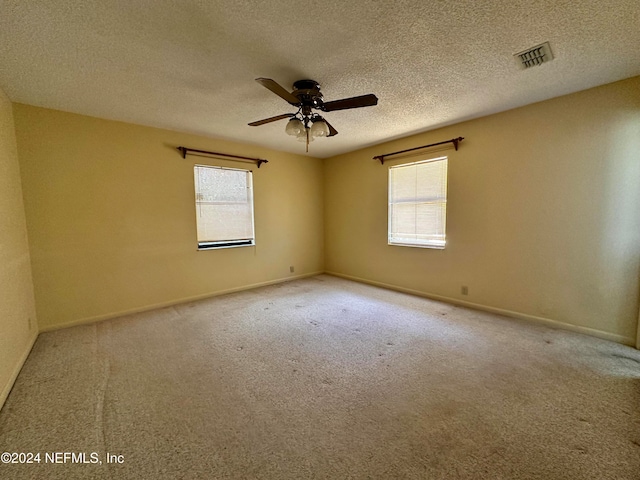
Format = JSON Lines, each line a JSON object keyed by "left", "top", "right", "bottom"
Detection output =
{"left": 0, "top": 88, "right": 37, "bottom": 407}
{"left": 324, "top": 77, "right": 640, "bottom": 345}
{"left": 14, "top": 105, "right": 324, "bottom": 330}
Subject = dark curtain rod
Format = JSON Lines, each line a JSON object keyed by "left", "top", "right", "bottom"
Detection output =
{"left": 373, "top": 137, "right": 464, "bottom": 165}
{"left": 177, "top": 146, "right": 268, "bottom": 168}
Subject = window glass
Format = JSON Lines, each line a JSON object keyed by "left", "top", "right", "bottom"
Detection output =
{"left": 194, "top": 165, "right": 255, "bottom": 249}
{"left": 388, "top": 157, "right": 447, "bottom": 248}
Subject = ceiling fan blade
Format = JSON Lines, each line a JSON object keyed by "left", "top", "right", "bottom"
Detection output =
{"left": 248, "top": 113, "right": 295, "bottom": 126}
{"left": 255, "top": 78, "right": 300, "bottom": 105}
{"left": 321, "top": 93, "right": 378, "bottom": 112}
{"left": 325, "top": 119, "right": 338, "bottom": 137}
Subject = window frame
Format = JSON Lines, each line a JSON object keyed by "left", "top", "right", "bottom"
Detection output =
{"left": 193, "top": 164, "right": 256, "bottom": 251}
{"left": 388, "top": 155, "right": 448, "bottom": 250}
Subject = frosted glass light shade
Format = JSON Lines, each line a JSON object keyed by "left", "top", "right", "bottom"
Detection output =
{"left": 285, "top": 118, "right": 304, "bottom": 136}
{"left": 296, "top": 128, "right": 313, "bottom": 142}
{"left": 310, "top": 119, "right": 330, "bottom": 138}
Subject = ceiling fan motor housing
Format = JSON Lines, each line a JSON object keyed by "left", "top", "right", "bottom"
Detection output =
{"left": 292, "top": 79, "right": 323, "bottom": 108}
{"left": 292, "top": 79, "right": 321, "bottom": 92}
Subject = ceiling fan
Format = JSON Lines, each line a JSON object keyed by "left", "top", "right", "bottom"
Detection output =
{"left": 248, "top": 78, "right": 378, "bottom": 151}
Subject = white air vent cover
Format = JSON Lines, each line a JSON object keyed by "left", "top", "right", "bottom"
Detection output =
{"left": 514, "top": 42, "right": 553, "bottom": 69}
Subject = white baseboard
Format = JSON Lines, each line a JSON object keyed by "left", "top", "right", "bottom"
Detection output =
{"left": 39, "top": 271, "right": 325, "bottom": 333}
{"left": 0, "top": 331, "right": 38, "bottom": 412}
{"left": 326, "top": 271, "right": 636, "bottom": 347}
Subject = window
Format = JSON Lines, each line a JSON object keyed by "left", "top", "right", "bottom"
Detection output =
{"left": 388, "top": 156, "right": 448, "bottom": 249}
{"left": 194, "top": 165, "right": 255, "bottom": 249}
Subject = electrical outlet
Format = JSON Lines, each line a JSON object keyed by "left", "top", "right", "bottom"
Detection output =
{"left": 461, "top": 286, "right": 469, "bottom": 295}
{"left": 290, "top": 266, "right": 295, "bottom": 273}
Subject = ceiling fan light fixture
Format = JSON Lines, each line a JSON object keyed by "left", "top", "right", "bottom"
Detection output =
{"left": 296, "top": 128, "right": 313, "bottom": 142}
{"left": 285, "top": 118, "right": 304, "bottom": 136}
{"left": 310, "top": 118, "right": 330, "bottom": 138}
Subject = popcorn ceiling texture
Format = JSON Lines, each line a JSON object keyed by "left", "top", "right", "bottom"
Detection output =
{"left": 0, "top": 275, "right": 639, "bottom": 479}
{"left": 0, "top": 0, "right": 639, "bottom": 158}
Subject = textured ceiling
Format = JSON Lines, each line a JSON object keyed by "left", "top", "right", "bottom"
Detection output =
{"left": 1, "top": 0, "right": 639, "bottom": 158}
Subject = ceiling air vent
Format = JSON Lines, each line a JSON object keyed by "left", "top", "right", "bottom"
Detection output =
{"left": 514, "top": 42, "right": 553, "bottom": 69}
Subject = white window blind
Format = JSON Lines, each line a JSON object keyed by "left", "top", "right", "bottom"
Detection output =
{"left": 194, "top": 165, "right": 255, "bottom": 249}
{"left": 388, "top": 156, "right": 448, "bottom": 248}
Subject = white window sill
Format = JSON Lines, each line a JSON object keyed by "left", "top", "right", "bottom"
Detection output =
{"left": 388, "top": 241, "right": 445, "bottom": 250}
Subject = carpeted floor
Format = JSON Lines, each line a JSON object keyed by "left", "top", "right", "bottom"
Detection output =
{"left": 0, "top": 274, "right": 639, "bottom": 479}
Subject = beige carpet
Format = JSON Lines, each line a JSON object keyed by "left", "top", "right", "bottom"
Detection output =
{"left": 0, "top": 274, "right": 639, "bottom": 479}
